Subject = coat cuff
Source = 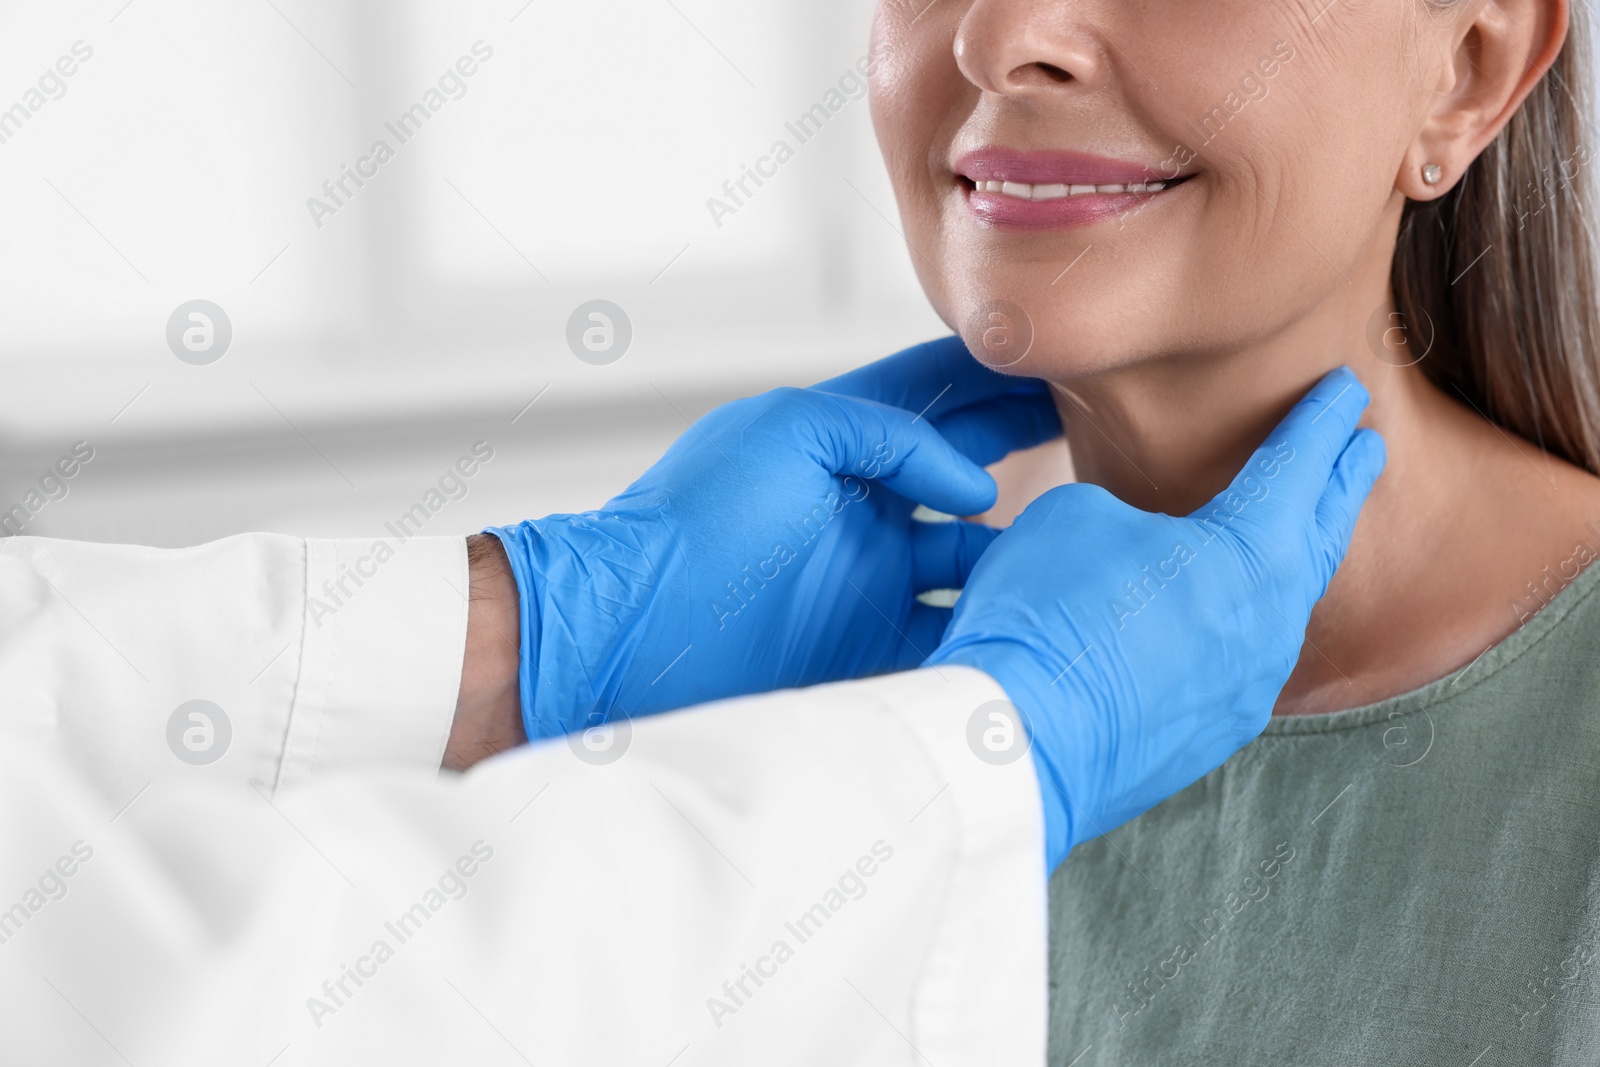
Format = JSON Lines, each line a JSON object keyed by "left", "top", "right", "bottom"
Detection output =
{"left": 275, "top": 535, "right": 469, "bottom": 791}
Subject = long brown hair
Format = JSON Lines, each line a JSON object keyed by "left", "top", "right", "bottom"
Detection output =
{"left": 1391, "top": 1, "right": 1600, "bottom": 473}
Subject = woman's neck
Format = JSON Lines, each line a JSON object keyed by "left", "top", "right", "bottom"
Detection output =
{"left": 1046, "top": 271, "right": 1398, "bottom": 515}
{"left": 1044, "top": 289, "right": 1600, "bottom": 714}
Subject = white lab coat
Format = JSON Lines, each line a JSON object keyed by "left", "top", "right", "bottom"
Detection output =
{"left": 0, "top": 534, "right": 1047, "bottom": 1066}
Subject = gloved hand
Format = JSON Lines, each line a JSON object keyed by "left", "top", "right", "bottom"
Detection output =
{"left": 488, "top": 336, "right": 1060, "bottom": 742}
{"left": 926, "top": 368, "right": 1385, "bottom": 873}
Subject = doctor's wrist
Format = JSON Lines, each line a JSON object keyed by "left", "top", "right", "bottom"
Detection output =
{"left": 446, "top": 534, "right": 526, "bottom": 771}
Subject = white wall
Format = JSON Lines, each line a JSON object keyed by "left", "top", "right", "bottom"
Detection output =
{"left": 0, "top": 0, "right": 945, "bottom": 545}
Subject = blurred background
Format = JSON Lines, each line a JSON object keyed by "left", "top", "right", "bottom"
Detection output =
{"left": 0, "top": 0, "right": 950, "bottom": 547}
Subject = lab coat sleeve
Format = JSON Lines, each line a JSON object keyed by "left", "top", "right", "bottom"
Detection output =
{"left": 0, "top": 533, "right": 469, "bottom": 802}
{"left": 0, "top": 665, "right": 1047, "bottom": 1067}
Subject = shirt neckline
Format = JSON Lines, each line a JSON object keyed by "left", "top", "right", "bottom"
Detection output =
{"left": 1261, "top": 556, "right": 1600, "bottom": 736}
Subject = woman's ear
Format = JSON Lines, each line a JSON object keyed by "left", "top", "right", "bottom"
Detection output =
{"left": 1398, "top": 0, "right": 1568, "bottom": 201}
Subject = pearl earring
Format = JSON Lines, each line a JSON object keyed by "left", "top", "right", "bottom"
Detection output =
{"left": 1422, "top": 163, "right": 1443, "bottom": 185}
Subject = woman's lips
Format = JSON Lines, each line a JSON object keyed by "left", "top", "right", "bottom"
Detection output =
{"left": 953, "top": 147, "right": 1192, "bottom": 231}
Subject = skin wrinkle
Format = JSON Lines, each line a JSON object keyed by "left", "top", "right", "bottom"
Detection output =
{"left": 870, "top": 0, "right": 1600, "bottom": 714}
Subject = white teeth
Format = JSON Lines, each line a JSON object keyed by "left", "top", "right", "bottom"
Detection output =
{"left": 974, "top": 178, "right": 1167, "bottom": 199}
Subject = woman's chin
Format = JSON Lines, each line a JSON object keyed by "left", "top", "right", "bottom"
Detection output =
{"left": 950, "top": 313, "right": 1155, "bottom": 382}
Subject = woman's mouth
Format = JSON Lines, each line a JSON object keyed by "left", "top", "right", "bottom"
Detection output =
{"left": 953, "top": 147, "right": 1195, "bottom": 231}
{"left": 970, "top": 178, "right": 1176, "bottom": 198}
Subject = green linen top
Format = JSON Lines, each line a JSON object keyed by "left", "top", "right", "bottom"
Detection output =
{"left": 1047, "top": 558, "right": 1600, "bottom": 1066}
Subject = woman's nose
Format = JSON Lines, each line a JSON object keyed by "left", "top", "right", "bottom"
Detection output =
{"left": 952, "top": 0, "right": 1109, "bottom": 98}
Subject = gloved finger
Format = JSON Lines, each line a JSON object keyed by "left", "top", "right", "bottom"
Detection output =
{"left": 911, "top": 519, "right": 1001, "bottom": 591}
{"left": 1189, "top": 366, "right": 1371, "bottom": 529}
{"left": 926, "top": 390, "right": 1063, "bottom": 467}
{"left": 1312, "top": 428, "right": 1386, "bottom": 582}
{"left": 806, "top": 393, "right": 1000, "bottom": 517}
{"left": 812, "top": 335, "right": 1047, "bottom": 421}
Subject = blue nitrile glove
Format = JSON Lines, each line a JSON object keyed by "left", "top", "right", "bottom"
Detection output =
{"left": 926, "top": 368, "right": 1386, "bottom": 874}
{"left": 488, "top": 336, "right": 1060, "bottom": 742}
